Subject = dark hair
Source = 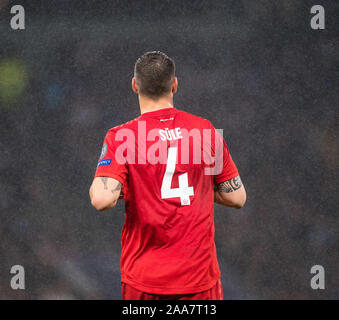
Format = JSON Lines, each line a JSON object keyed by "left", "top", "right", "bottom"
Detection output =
{"left": 134, "top": 51, "right": 175, "bottom": 99}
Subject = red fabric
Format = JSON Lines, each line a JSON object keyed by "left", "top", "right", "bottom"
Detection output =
{"left": 94, "top": 108, "right": 239, "bottom": 295}
{"left": 122, "top": 279, "right": 223, "bottom": 300}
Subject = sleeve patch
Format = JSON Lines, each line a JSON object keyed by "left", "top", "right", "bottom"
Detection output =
{"left": 97, "top": 159, "right": 112, "bottom": 167}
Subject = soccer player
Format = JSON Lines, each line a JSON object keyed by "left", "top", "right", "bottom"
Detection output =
{"left": 89, "top": 51, "right": 246, "bottom": 300}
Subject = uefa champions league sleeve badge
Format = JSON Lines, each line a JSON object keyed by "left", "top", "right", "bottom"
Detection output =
{"left": 100, "top": 143, "right": 108, "bottom": 160}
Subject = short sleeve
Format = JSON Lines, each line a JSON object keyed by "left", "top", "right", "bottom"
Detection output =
{"left": 94, "top": 130, "right": 128, "bottom": 185}
{"left": 213, "top": 127, "right": 239, "bottom": 185}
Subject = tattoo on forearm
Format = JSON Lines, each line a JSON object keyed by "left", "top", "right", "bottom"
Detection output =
{"left": 111, "top": 182, "right": 122, "bottom": 195}
{"left": 217, "top": 176, "right": 242, "bottom": 193}
{"left": 101, "top": 177, "right": 122, "bottom": 194}
{"left": 101, "top": 177, "right": 108, "bottom": 190}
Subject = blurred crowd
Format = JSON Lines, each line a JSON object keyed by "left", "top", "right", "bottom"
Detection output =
{"left": 0, "top": 0, "right": 338, "bottom": 299}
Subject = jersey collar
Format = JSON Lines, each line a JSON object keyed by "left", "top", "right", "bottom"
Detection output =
{"left": 141, "top": 107, "right": 179, "bottom": 118}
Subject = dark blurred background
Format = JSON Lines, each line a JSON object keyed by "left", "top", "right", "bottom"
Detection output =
{"left": 0, "top": 0, "right": 338, "bottom": 299}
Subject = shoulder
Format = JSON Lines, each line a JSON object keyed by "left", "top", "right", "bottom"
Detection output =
{"left": 176, "top": 109, "right": 214, "bottom": 129}
{"left": 106, "top": 115, "right": 142, "bottom": 136}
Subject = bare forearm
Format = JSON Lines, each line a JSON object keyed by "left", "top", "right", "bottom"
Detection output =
{"left": 90, "top": 177, "right": 122, "bottom": 211}
{"left": 214, "top": 191, "right": 239, "bottom": 208}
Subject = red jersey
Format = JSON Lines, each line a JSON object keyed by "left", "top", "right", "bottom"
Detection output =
{"left": 94, "top": 107, "right": 239, "bottom": 295}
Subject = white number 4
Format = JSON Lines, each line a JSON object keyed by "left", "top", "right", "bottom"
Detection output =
{"left": 161, "top": 147, "right": 194, "bottom": 206}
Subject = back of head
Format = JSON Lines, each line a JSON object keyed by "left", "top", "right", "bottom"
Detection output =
{"left": 134, "top": 51, "right": 175, "bottom": 99}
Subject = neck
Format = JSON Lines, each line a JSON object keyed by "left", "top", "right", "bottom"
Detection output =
{"left": 138, "top": 94, "right": 174, "bottom": 115}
